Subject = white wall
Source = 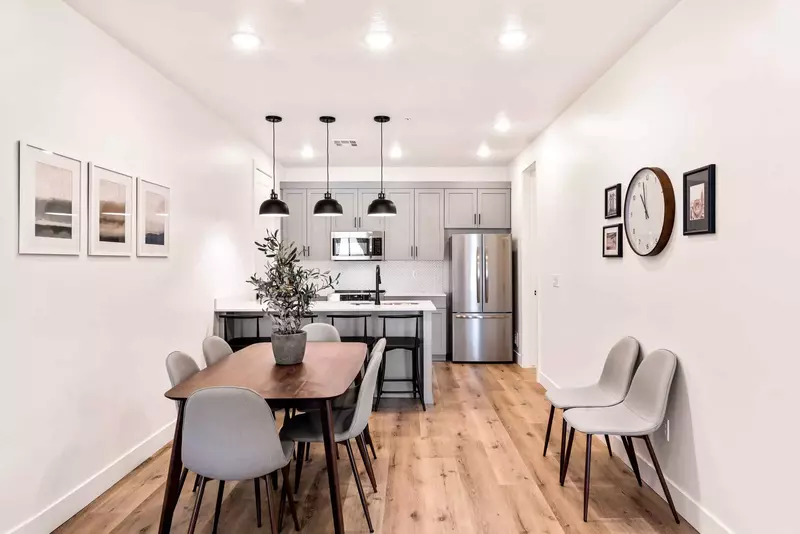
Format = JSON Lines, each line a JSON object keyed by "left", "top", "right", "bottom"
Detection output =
{"left": 283, "top": 165, "right": 507, "bottom": 183}
{"left": 0, "top": 1, "right": 276, "bottom": 532}
{"left": 511, "top": 0, "right": 799, "bottom": 533}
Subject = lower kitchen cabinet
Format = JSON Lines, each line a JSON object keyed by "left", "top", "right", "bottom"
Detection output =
{"left": 431, "top": 310, "right": 447, "bottom": 359}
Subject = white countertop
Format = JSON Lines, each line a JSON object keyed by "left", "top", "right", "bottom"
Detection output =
{"left": 383, "top": 292, "right": 446, "bottom": 298}
{"left": 215, "top": 297, "right": 437, "bottom": 313}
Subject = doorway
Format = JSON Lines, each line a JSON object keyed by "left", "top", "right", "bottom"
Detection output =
{"left": 519, "top": 162, "right": 539, "bottom": 370}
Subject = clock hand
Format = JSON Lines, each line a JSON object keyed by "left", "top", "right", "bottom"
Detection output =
{"left": 641, "top": 184, "right": 650, "bottom": 219}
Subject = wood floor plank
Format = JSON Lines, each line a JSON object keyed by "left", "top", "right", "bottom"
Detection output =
{"left": 54, "top": 363, "right": 698, "bottom": 534}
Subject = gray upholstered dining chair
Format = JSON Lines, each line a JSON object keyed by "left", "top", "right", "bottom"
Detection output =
{"left": 280, "top": 339, "right": 386, "bottom": 533}
{"left": 202, "top": 335, "right": 234, "bottom": 367}
{"left": 165, "top": 351, "right": 202, "bottom": 494}
{"left": 561, "top": 349, "right": 680, "bottom": 524}
{"left": 542, "top": 337, "right": 640, "bottom": 481}
{"left": 182, "top": 386, "right": 300, "bottom": 534}
{"left": 301, "top": 322, "right": 341, "bottom": 342}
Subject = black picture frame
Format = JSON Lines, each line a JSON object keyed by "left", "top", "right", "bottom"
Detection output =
{"left": 605, "top": 184, "right": 621, "bottom": 218}
{"left": 683, "top": 164, "right": 716, "bottom": 235}
{"left": 602, "top": 223, "right": 623, "bottom": 258}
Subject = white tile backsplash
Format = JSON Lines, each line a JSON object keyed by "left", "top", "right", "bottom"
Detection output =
{"left": 300, "top": 261, "right": 445, "bottom": 294}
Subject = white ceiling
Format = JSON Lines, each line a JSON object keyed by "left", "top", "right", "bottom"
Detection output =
{"left": 65, "top": 0, "right": 679, "bottom": 167}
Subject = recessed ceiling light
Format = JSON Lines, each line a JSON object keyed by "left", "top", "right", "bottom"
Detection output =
{"left": 390, "top": 144, "right": 402, "bottom": 159}
{"left": 301, "top": 145, "right": 314, "bottom": 159}
{"left": 494, "top": 115, "right": 511, "bottom": 133}
{"left": 498, "top": 28, "right": 527, "bottom": 50}
{"left": 477, "top": 143, "right": 491, "bottom": 158}
{"left": 230, "top": 31, "right": 262, "bottom": 52}
{"left": 365, "top": 30, "right": 393, "bottom": 51}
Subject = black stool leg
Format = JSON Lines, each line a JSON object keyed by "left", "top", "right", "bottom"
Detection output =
{"left": 543, "top": 404, "right": 555, "bottom": 456}
{"left": 375, "top": 357, "right": 387, "bottom": 410}
{"left": 584, "top": 434, "right": 592, "bottom": 522}
{"left": 416, "top": 347, "right": 426, "bottom": 411}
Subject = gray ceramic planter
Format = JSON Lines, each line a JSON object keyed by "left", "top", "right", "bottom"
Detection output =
{"left": 272, "top": 331, "right": 307, "bottom": 365}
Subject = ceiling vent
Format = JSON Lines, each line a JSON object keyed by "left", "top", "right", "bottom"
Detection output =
{"left": 333, "top": 139, "right": 358, "bottom": 147}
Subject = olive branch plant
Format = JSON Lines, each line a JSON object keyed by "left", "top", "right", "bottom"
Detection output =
{"left": 248, "top": 230, "right": 339, "bottom": 336}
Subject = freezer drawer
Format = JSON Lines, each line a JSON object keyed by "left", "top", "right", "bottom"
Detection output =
{"left": 451, "top": 313, "right": 513, "bottom": 363}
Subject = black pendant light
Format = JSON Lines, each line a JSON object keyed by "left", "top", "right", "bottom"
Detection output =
{"left": 259, "top": 115, "right": 290, "bottom": 217}
{"left": 367, "top": 115, "right": 397, "bottom": 217}
{"left": 313, "top": 116, "right": 343, "bottom": 216}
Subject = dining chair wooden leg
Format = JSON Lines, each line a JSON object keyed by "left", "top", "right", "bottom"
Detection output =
{"left": 254, "top": 477, "right": 263, "bottom": 528}
{"left": 212, "top": 480, "right": 225, "bottom": 534}
{"left": 561, "top": 427, "right": 575, "bottom": 486}
{"left": 356, "top": 434, "right": 377, "bottom": 491}
{"left": 263, "top": 473, "right": 279, "bottom": 534}
{"left": 281, "top": 464, "right": 301, "bottom": 531}
{"left": 178, "top": 467, "right": 188, "bottom": 495}
{"left": 643, "top": 435, "right": 680, "bottom": 524}
{"left": 559, "top": 417, "right": 567, "bottom": 482}
{"left": 364, "top": 424, "right": 378, "bottom": 459}
{"left": 622, "top": 436, "right": 642, "bottom": 486}
{"left": 604, "top": 435, "right": 613, "bottom": 458}
{"left": 543, "top": 404, "right": 555, "bottom": 456}
{"left": 345, "top": 440, "right": 374, "bottom": 533}
{"left": 187, "top": 476, "right": 207, "bottom": 534}
{"left": 305, "top": 443, "right": 311, "bottom": 461}
{"left": 271, "top": 472, "right": 279, "bottom": 490}
{"left": 294, "top": 442, "right": 306, "bottom": 493}
{"left": 584, "top": 434, "right": 592, "bottom": 522}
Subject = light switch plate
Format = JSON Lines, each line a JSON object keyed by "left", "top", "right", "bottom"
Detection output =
{"left": 552, "top": 274, "right": 560, "bottom": 288}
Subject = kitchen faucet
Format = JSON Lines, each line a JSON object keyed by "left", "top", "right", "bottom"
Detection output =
{"left": 374, "top": 265, "right": 382, "bottom": 305}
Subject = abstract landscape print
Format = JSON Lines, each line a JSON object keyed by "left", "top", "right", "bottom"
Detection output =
{"left": 89, "top": 164, "right": 134, "bottom": 256}
{"left": 19, "top": 141, "right": 83, "bottom": 255}
{"left": 136, "top": 178, "right": 170, "bottom": 257}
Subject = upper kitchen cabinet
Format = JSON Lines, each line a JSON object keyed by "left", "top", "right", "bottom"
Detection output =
{"left": 358, "top": 189, "right": 386, "bottom": 231}
{"left": 384, "top": 189, "right": 414, "bottom": 260}
{"left": 415, "top": 189, "right": 445, "bottom": 260}
{"left": 280, "top": 189, "right": 307, "bottom": 250}
{"left": 477, "top": 189, "right": 511, "bottom": 228}
{"left": 444, "top": 188, "right": 511, "bottom": 229}
{"left": 305, "top": 189, "right": 331, "bottom": 260}
{"left": 331, "top": 189, "right": 358, "bottom": 231}
{"left": 281, "top": 188, "right": 330, "bottom": 259}
{"left": 444, "top": 189, "right": 478, "bottom": 228}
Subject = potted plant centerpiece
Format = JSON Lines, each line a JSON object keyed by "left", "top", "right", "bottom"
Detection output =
{"left": 248, "top": 230, "right": 339, "bottom": 365}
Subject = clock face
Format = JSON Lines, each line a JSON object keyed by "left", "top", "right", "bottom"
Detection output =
{"left": 624, "top": 167, "right": 675, "bottom": 256}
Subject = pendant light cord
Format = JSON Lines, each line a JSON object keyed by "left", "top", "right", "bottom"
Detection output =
{"left": 326, "top": 122, "right": 330, "bottom": 192}
{"left": 272, "top": 120, "right": 277, "bottom": 193}
{"left": 380, "top": 122, "right": 384, "bottom": 193}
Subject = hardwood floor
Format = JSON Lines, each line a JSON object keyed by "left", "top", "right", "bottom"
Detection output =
{"left": 55, "top": 363, "right": 698, "bottom": 534}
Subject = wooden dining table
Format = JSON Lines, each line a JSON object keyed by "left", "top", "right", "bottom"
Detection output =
{"left": 159, "top": 341, "right": 368, "bottom": 534}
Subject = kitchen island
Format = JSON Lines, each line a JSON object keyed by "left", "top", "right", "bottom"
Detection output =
{"left": 214, "top": 297, "right": 436, "bottom": 405}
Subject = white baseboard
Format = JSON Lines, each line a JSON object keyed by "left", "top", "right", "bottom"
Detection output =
{"left": 608, "top": 436, "right": 734, "bottom": 534}
{"left": 538, "top": 371, "right": 559, "bottom": 391}
{"left": 8, "top": 420, "right": 176, "bottom": 534}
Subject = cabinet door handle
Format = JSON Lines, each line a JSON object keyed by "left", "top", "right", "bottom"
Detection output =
{"left": 359, "top": 216, "right": 362, "bottom": 228}
{"left": 473, "top": 213, "right": 476, "bottom": 225}
{"left": 415, "top": 245, "right": 418, "bottom": 258}
{"left": 307, "top": 246, "right": 310, "bottom": 257}
{"left": 354, "top": 217, "right": 357, "bottom": 228}
{"left": 478, "top": 213, "right": 481, "bottom": 226}
{"left": 411, "top": 245, "right": 414, "bottom": 258}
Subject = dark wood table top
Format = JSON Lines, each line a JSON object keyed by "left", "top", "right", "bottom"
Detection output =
{"left": 165, "top": 342, "right": 367, "bottom": 401}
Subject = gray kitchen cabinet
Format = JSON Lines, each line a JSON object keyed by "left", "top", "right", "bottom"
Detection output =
{"left": 305, "top": 189, "right": 331, "bottom": 259}
{"left": 414, "top": 189, "right": 445, "bottom": 260}
{"left": 280, "top": 189, "right": 307, "bottom": 250}
{"left": 477, "top": 189, "right": 511, "bottom": 228}
{"left": 431, "top": 310, "right": 447, "bottom": 356}
{"left": 384, "top": 189, "right": 414, "bottom": 260}
{"left": 444, "top": 189, "right": 478, "bottom": 228}
{"left": 358, "top": 189, "right": 386, "bottom": 231}
{"left": 331, "top": 189, "right": 358, "bottom": 231}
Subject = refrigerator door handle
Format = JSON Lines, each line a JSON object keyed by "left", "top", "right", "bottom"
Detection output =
{"left": 484, "top": 253, "right": 489, "bottom": 303}
{"left": 454, "top": 314, "right": 509, "bottom": 319}
{"left": 476, "top": 249, "right": 482, "bottom": 303}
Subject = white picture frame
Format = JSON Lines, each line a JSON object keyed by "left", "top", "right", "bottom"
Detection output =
{"left": 18, "top": 140, "right": 84, "bottom": 255}
{"left": 136, "top": 178, "right": 170, "bottom": 257}
{"left": 89, "top": 163, "right": 135, "bottom": 256}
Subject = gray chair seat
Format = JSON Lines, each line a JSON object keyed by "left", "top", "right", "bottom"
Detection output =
{"left": 563, "top": 403, "right": 656, "bottom": 436}
{"left": 545, "top": 384, "right": 620, "bottom": 409}
{"left": 332, "top": 386, "right": 358, "bottom": 409}
{"left": 280, "top": 408, "right": 357, "bottom": 443}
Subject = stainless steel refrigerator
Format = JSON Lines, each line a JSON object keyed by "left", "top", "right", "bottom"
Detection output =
{"left": 450, "top": 234, "right": 514, "bottom": 363}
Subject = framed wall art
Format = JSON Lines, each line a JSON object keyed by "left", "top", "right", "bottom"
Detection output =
{"left": 89, "top": 163, "right": 134, "bottom": 256}
{"left": 683, "top": 164, "right": 716, "bottom": 235}
{"left": 603, "top": 223, "right": 623, "bottom": 258}
{"left": 605, "top": 183, "right": 621, "bottom": 218}
{"left": 18, "top": 141, "right": 84, "bottom": 255}
{"left": 136, "top": 178, "right": 170, "bottom": 257}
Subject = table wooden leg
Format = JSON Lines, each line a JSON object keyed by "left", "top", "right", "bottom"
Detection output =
{"left": 320, "top": 399, "right": 345, "bottom": 534}
{"left": 158, "top": 400, "right": 186, "bottom": 534}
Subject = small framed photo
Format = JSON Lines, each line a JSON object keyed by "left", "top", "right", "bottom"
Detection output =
{"left": 18, "top": 141, "right": 84, "bottom": 255}
{"left": 603, "top": 224, "right": 623, "bottom": 258}
{"left": 136, "top": 178, "right": 170, "bottom": 257}
{"left": 683, "top": 164, "right": 716, "bottom": 235}
{"left": 89, "top": 163, "right": 134, "bottom": 256}
{"left": 605, "top": 184, "right": 621, "bottom": 218}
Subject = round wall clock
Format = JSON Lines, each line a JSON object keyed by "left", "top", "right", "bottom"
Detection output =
{"left": 623, "top": 167, "right": 675, "bottom": 256}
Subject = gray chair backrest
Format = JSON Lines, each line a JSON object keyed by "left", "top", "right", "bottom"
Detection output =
{"left": 182, "top": 387, "right": 286, "bottom": 481}
{"left": 344, "top": 339, "right": 386, "bottom": 439}
{"left": 166, "top": 351, "right": 200, "bottom": 412}
{"left": 202, "top": 336, "right": 233, "bottom": 367}
{"left": 302, "top": 322, "right": 341, "bottom": 342}
{"left": 597, "top": 336, "right": 640, "bottom": 403}
{"left": 623, "top": 349, "right": 677, "bottom": 426}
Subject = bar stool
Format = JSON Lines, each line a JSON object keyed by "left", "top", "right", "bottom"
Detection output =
{"left": 217, "top": 313, "right": 270, "bottom": 352}
{"left": 376, "top": 313, "right": 425, "bottom": 411}
{"left": 303, "top": 313, "right": 318, "bottom": 324}
{"left": 328, "top": 314, "right": 375, "bottom": 348}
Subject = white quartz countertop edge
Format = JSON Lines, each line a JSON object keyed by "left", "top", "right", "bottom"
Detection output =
{"left": 215, "top": 298, "right": 437, "bottom": 313}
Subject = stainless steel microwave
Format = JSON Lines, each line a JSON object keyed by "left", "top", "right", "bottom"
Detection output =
{"left": 331, "top": 231, "right": 384, "bottom": 261}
